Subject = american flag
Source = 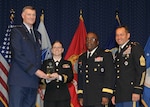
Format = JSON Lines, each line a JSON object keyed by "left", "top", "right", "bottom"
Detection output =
{"left": 0, "top": 10, "right": 15, "bottom": 107}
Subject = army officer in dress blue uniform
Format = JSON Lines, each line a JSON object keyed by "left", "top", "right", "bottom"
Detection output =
{"left": 8, "top": 6, "right": 49, "bottom": 107}
{"left": 41, "top": 41, "right": 73, "bottom": 107}
{"left": 77, "top": 32, "right": 115, "bottom": 107}
{"left": 111, "top": 26, "right": 146, "bottom": 107}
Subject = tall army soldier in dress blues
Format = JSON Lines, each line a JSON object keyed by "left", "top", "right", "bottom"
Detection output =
{"left": 8, "top": 6, "right": 50, "bottom": 107}
{"left": 77, "top": 32, "right": 115, "bottom": 107}
{"left": 41, "top": 41, "right": 73, "bottom": 107}
{"left": 111, "top": 26, "right": 146, "bottom": 107}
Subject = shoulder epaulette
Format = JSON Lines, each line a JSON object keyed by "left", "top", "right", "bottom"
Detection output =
{"left": 131, "top": 42, "right": 139, "bottom": 46}
{"left": 13, "top": 25, "right": 22, "bottom": 28}
{"left": 105, "top": 49, "right": 111, "bottom": 52}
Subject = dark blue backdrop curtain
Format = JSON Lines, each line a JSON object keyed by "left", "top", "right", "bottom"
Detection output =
{"left": 0, "top": 0, "right": 150, "bottom": 54}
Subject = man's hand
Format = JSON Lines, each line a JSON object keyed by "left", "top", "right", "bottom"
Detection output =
{"left": 111, "top": 96, "right": 115, "bottom": 105}
{"left": 35, "top": 69, "right": 49, "bottom": 79}
{"left": 132, "top": 93, "right": 140, "bottom": 102}
{"left": 50, "top": 72, "right": 59, "bottom": 79}
{"left": 79, "top": 98, "right": 83, "bottom": 106}
{"left": 38, "top": 88, "right": 44, "bottom": 100}
{"left": 101, "top": 97, "right": 109, "bottom": 105}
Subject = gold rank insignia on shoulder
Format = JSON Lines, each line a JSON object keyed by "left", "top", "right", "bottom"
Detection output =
{"left": 131, "top": 42, "right": 139, "bottom": 46}
{"left": 14, "top": 25, "right": 22, "bottom": 28}
{"left": 140, "top": 55, "right": 146, "bottom": 66}
{"left": 105, "top": 49, "right": 111, "bottom": 52}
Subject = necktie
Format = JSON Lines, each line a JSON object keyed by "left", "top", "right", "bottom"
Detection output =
{"left": 55, "top": 61, "right": 59, "bottom": 66}
{"left": 118, "top": 46, "right": 122, "bottom": 53}
{"left": 88, "top": 52, "right": 91, "bottom": 58}
{"left": 30, "top": 29, "right": 36, "bottom": 42}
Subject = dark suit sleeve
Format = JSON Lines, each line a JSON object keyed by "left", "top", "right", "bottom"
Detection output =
{"left": 77, "top": 55, "right": 84, "bottom": 98}
{"left": 102, "top": 51, "right": 115, "bottom": 98}
{"left": 59, "top": 61, "right": 74, "bottom": 83}
{"left": 132, "top": 43, "right": 146, "bottom": 94}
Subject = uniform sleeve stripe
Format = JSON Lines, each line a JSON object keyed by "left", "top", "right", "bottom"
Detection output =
{"left": 140, "top": 71, "right": 146, "bottom": 85}
{"left": 102, "top": 88, "right": 113, "bottom": 94}
{"left": 134, "top": 86, "right": 142, "bottom": 90}
{"left": 77, "top": 90, "right": 83, "bottom": 94}
{"left": 62, "top": 74, "right": 68, "bottom": 83}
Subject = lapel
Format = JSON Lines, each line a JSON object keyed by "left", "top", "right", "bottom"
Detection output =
{"left": 92, "top": 47, "right": 101, "bottom": 57}
{"left": 115, "top": 41, "right": 131, "bottom": 57}
{"left": 22, "top": 24, "right": 33, "bottom": 41}
{"left": 58, "top": 58, "right": 63, "bottom": 67}
{"left": 86, "top": 47, "right": 101, "bottom": 63}
{"left": 121, "top": 41, "right": 131, "bottom": 53}
{"left": 22, "top": 24, "right": 38, "bottom": 45}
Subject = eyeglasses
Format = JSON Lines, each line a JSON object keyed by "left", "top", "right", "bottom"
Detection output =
{"left": 86, "top": 38, "right": 97, "bottom": 42}
{"left": 52, "top": 47, "right": 62, "bottom": 49}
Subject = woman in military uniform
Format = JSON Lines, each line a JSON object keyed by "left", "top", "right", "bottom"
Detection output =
{"left": 42, "top": 41, "right": 73, "bottom": 107}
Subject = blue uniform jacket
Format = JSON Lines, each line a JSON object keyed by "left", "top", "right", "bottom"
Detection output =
{"left": 8, "top": 24, "right": 41, "bottom": 88}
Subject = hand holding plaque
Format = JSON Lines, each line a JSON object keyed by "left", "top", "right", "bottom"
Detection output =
{"left": 46, "top": 62, "right": 55, "bottom": 78}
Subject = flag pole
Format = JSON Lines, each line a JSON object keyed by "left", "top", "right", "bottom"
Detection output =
{"left": 0, "top": 8, "right": 15, "bottom": 107}
{"left": 10, "top": 9, "right": 15, "bottom": 22}
{"left": 80, "top": 9, "right": 83, "bottom": 21}
{"left": 115, "top": 10, "right": 121, "bottom": 26}
{"left": 40, "top": 10, "right": 44, "bottom": 22}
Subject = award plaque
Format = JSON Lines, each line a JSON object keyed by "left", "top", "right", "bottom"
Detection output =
{"left": 46, "top": 62, "right": 55, "bottom": 74}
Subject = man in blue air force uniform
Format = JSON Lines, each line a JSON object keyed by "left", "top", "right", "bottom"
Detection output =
{"left": 8, "top": 6, "right": 49, "bottom": 107}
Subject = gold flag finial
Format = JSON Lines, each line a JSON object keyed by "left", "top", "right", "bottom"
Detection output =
{"left": 115, "top": 10, "right": 121, "bottom": 26}
{"left": 79, "top": 9, "right": 83, "bottom": 21}
{"left": 10, "top": 9, "right": 15, "bottom": 21}
{"left": 40, "top": 10, "right": 44, "bottom": 22}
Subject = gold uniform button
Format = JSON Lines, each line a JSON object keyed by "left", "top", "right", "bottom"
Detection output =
{"left": 126, "top": 54, "right": 129, "bottom": 58}
{"left": 117, "top": 70, "right": 120, "bottom": 73}
{"left": 94, "top": 68, "right": 97, "bottom": 72}
{"left": 86, "top": 75, "right": 88, "bottom": 78}
{"left": 56, "top": 69, "right": 59, "bottom": 71}
{"left": 117, "top": 59, "right": 119, "bottom": 61}
{"left": 117, "top": 76, "right": 120, "bottom": 79}
{"left": 57, "top": 85, "right": 59, "bottom": 88}
{"left": 86, "top": 65, "right": 88, "bottom": 68}
{"left": 86, "top": 80, "right": 89, "bottom": 83}
{"left": 98, "top": 64, "right": 100, "bottom": 67}
{"left": 131, "top": 82, "right": 133, "bottom": 85}
{"left": 117, "top": 65, "right": 120, "bottom": 67}
{"left": 85, "top": 70, "right": 88, "bottom": 73}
